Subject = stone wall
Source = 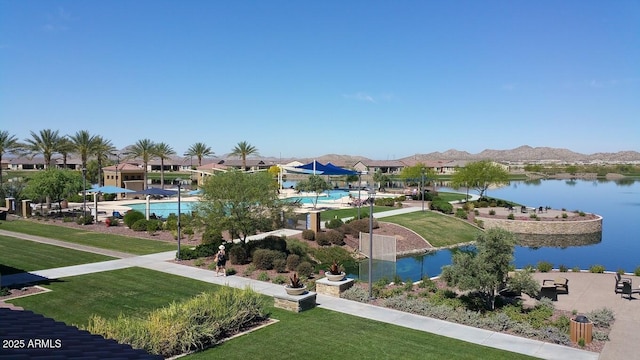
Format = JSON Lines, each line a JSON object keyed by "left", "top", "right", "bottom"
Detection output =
{"left": 480, "top": 215, "right": 602, "bottom": 235}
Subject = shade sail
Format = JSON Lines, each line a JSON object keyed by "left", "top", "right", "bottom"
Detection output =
{"left": 88, "top": 186, "right": 135, "bottom": 194}
{"left": 131, "top": 188, "right": 178, "bottom": 197}
{"left": 292, "top": 161, "right": 358, "bottom": 175}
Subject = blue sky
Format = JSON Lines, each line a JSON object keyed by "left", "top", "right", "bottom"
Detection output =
{"left": 1, "top": 1, "right": 638, "bottom": 160}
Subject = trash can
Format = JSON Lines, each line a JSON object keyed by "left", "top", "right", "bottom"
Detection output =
{"left": 570, "top": 315, "right": 593, "bottom": 344}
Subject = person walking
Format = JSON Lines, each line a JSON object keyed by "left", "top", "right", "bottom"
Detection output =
{"left": 215, "top": 245, "right": 227, "bottom": 276}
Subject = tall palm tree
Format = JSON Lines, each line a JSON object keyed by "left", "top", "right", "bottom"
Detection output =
{"left": 0, "top": 130, "right": 22, "bottom": 184}
{"left": 24, "top": 129, "right": 61, "bottom": 169}
{"left": 184, "top": 142, "right": 213, "bottom": 167}
{"left": 57, "top": 137, "right": 75, "bottom": 169}
{"left": 69, "top": 130, "right": 98, "bottom": 170}
{"left": 230, "top": 141, "right": 259, "bottom": 171}
{"left": 125, "top": 138, "right": 156, "bottom": 190}
{"left": 93, "top": 136, "right": 116, "bottom": 186}
{"left": 153, "top": 142, "right": 175, "bottom": 189}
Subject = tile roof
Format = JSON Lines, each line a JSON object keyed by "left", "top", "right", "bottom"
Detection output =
{"left": 0, "top": 308, "right": 163, "bottom": 359}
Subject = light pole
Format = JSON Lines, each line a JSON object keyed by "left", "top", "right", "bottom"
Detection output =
{"left": 357, "top": 173, "right": 362, "bottom": 219}
{"left": 368, "top": 187, "right": 375, "bottom": 299}
{"left": 175, "top": 178, "right": 182, "bottom": 260}
{"left": 82, "top": 167, "right": 87, "bottom": 220}
{"left": 421, "top": 171, "right": 425, "bottom": 212}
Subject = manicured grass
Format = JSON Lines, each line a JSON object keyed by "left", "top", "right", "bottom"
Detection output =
{"left": 382, "top": 211, "right": 482, "bottom": 248}
{"left": 434, "top": 191, "right": 468, "bottom": 202}
{"left": 0, "top": 220, "right": 177, "bottom": 255}
{"left": 0, "top": 235, "right": 115, "bottom": 275}
{"left": 186, "top": 307, "right": 535, "bottom": 360}
{"left": 320, "top": 206, "right": 393, "bottom": 221}
{"left": 9, "top": 268, "right": 534, "bottom": 359}
{"left": 8, "top": 267, "right": 220, "bottom": 326}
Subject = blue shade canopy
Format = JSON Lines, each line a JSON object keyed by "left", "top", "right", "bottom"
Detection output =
{"left": 293, "top": 161, "right": 358, "bottom": 175}
{"left": 131, "top": 188, "right": 178, "bottom": 197}
{"left": 88, "top": 185, "right": 135, "bottom": 194}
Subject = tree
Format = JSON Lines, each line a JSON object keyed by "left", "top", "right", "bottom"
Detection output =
{"left": 185, "top": 142, "right": 213, "bottom": 167}
{"left": 372, "top": 170, "right": 390, "bottom": 191}
{"left": 69, "top": 130, "right": 98, "bottom": 171}
{"left": 154, "top": 142, "right": 176, "bottom": 189}
{"left": 450, "top": 160, "right": 509, "bottom": 199}
{"left": 230, "top": 141, "right": 259, "bottom": 171}
{"left": 400, "top": 163, "right": 437, "bottom": 193}
{"left": 24, "top": 129, "right": 62, "bottom": 169}
{"left": 57, "top": 137, "right": 75, "bottom": 169}
{"left": 440, "top": 228, "right": 516, "bottom": 310}
{"left": 295, "top": 175, "right": 330, "bottom": 209}
{"left": 198, "top": 170, "right": 282, "bottom": 242}
{"left": 93, "top": 136, "right": 116, "bottom": 186}
{"left": 25, "top": 169, "right": 83, "bottom": 213}
{"left": 0, "top": 130, "right": 22, "bottom": 184}
{"left": 124, "top": 138, "right": 156, "bottom": 190}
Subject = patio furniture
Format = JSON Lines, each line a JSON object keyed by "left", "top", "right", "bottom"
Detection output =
{"left": 615, "top": 273, "right": 632, "bottom": 294}
{"left": 543, "top": 277, "right": 569, "bottom": 294}
{"left": 540, "top": 283, "right": 557, "bottom": 301}
{"left": 112, "top": 211, "right": 124, "bottom": 219}
{"left": 620, "top": 282, "right": 637, "bottom": 300}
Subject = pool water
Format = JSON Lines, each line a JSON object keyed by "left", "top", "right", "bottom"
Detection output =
{"left": 127, "top": 202, "right": 197, "bottom": 218}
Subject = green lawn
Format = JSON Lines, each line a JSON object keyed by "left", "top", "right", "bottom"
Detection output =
{"left": 0, "top": 220, "right": 177, "bottom": 255}
{"left": 8, "top": 268, "right": 534, "bottom": 359}
{"left": 320, "top": 206, "right": 393, "bottom": 221}
{"left": 0, "top": 235, "right": 115, "bottom": 275}
{"left": 381, "top": 212, "right": 482, "bottom": 248}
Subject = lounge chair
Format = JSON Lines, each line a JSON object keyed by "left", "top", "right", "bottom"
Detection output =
{"left": 615, "top": 273, "right": 632, "bottom": 294}
{"left": 543, "top": 277, "right": 569, "bottom": 294}
{"left": 112, "top": 211, "right": 124, "bottom": 219}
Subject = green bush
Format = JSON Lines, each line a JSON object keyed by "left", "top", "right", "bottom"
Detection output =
{"left": 315, "top": 232, "right": 331, "bottom": 246}
{"left": 589, "top": 264, "right": 605, "bottom": 273}
{"left": 635, "top": 266, "right": 640, "bottom": 277}
{"left": 455, "top": 208, "right": 468, "bottom": 219}
{"left": 348, "top": 218, "right": 379, "bottom": 234}
{"left": 75, "top": 214, "right": 94, "bottom": 225}
{"left": 507, "top": 213, "right": 515, "bottom": 220}
{"left": 228, "top": 244, "right": 247, "bottom": 264}
{"left": 84, "top": 288, "right": 267, "bottom": 358}
{"left": 558, "top": 264, "right": 568, "bottom": 272}
{"left": 325, "top": 217, "right": 344, "bottom": 229}
{"left": 252, "top": 249, "right": 285, "bottom": 270}
{"left": 325, "top": 229, "right": 345, "bottom": 245}
{"left": 247, "top": 235, "right": 288, "bottom": 257}
{"left": 488, "top": 209, "right": 496, "bottom": 216}
{"left": 124, "top": 210, "right": 145, "bottom": 228}
{"left": 430, "top": 200, "right": 453, "bottom": 214}
{"left": 374, "top": 197, "right": 395, "bottom": 207}
{"left": 257, "top": 272, "right": 270, "bottom": 281}
{"left": 296, "top": 261, "right": 314, "bottom": 278}
{"left": 273, "top": 258, "right": 287, "bottom": 273}
{"left": 201, "top": 226, "right": 223, "bottom": 244}
{"left": 286, "top": 254, "right": 301, "bottom": 271}
{"left": 537, "top": 261, "right": 553, "bottom": 272}
{"left": 273, "top": 275, "right": 287, "bottom": 285}
{"left": 131, "top": 219, "right": 149, "bottom": 231}
{"left": 301, "top": 229, "right": 315, "bottom": 240}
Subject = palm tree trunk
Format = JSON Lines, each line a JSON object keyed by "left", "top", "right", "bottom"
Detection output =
{"left": 160, "top": 159, "right": 165, "bottom": 189}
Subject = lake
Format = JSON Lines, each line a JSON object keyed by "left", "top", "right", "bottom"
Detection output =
{"left": 354, "top": 179, "right": 640, "bottom": 281}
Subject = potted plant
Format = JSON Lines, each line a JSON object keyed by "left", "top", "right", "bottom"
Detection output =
{"left": 284, "top": 272, "right": 307, "bottom": 295}
{"left": 325, "top": 260, "right": 346, "bottom": 282}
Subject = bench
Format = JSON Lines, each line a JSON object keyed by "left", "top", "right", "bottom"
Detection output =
{"left": 543, "top": 277, "right": 569, "bottom": 294}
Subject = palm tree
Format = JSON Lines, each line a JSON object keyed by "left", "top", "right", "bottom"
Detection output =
{"left": 69, "top": 130, "right": 98, "bottom": 170}
{"left": 57, "top": 137, "right": 75, "bottom": 169}
{"left": 93, "top": 136, "right": 116, "bottom": 186}
{"left": 230, "top": 141, "right": 259, "bottom": 171}
{"left": 153, "top": 142, "right": 175, "bottom": 189}
{"left": 184, "top": 142, "right": 213, "bottom": 167}
{"left": 0, "top": 130, "right": 22, "bottom": 184}
{"left": 125, "top": 138, "right": 156, "bottom": 190}
{"left": 24, "top": 129, "right": 61, "bottom": 169}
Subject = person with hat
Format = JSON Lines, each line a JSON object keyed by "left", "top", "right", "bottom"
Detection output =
{"left": 215, "top": 244, "right": 227, "bottom": 276}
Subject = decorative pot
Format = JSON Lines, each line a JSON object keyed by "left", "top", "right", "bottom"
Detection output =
{"left": 284, "top": 284, "right": 307, "bottom": 296}
{"left": 325, "top": 272, "right": 346, "bottom": 282}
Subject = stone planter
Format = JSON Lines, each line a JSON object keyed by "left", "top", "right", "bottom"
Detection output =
{"left": 325, "top": 272, "right": 346, "bottom": 282}
{"left": 284, "top": 284, "right": 307, "bottom": 296}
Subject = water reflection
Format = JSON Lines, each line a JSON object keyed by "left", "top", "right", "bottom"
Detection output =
{"left": 515, "top": 232, "right": 601, "bottom": 248}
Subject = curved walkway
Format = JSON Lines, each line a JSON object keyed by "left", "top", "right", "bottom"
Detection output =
{"left": 0, "top": 230, "right": 604, "bottom": 360}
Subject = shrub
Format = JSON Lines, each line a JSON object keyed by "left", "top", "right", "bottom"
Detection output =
{"left": 561, "top": 213, "right": 568, "bottom": 219}
{"left": 315, "top": 232, "right": 331, "bottom": 246}
{"left": 616, "top": 268, "right": 626, "bottom": 275}
{"left": 228, "top": 245, "right": 247, "bottom": 265}
{"left": 131, "top": 219, "right": 149, "bottom": 231}
{"left": 589, "top": 264, "right": 605, "bottom": 273}
{"left": 243, "top": 263, "right": 256, "bottom": 276}
{"left": 75, "top": 214, "right": 94, "bottom": 225}
{"left": 257, "top": 272, "right": 270, "bottom": 281}
{"left": 558, "top": 264, "right": 568, "bottom": 272}
{"left": 252, "top": 249, "right": 285, "bottom": 270}
{"left": 325, "top": 217, "right": 344, "bottom": 229}
{"left": 374, "top": 197, "right": 395, "bottom": 207}
{"left": 325, "top": 229, "right": 345, "bottom": 245}
{"left": 455, "top": 208, "right": 468, "bottom": 219}
{"left": 201, "top": 226, "right": 223, "bottom": 244}
{"left": 273, "top": 275, "right": 287, "bottom": 285}
{"left": 430, "top": 200, "right": 453, "bottom": 214}
{"left": 348, "top": 218, "right": 379, "bottom": 234}
{"left": 273, "top": 258, "right": 287, "bottom": 273}
{"left": 286, "top": 238, "right": 310, "bottom": 257}
{"left": 312, "top": 246, "right": 352, "bottom": 266}
{"left": 296, "top": 261, "right": 314, "bottom": 278}
{"left": 537, "top": 261, "right": 553, "bottom": 273}
{"left": 123, "top": 210, "right": 145, "bottom": 228}
{"left": 586, "top": 307, "right": 615, "bottom": 328}
{"left": 194, "top": 258, "right": 205, "bottom": 267}
{"left": 226, "top": 268, "right": 236, "bottom": 276}
{"left": 146, "top": 219, "right": 163, "bottom": 232}
{"left": 301, "top": 229, "right": 315, "bottom": 240}
{"left": 341, "top": 286, "right": 370, "bottom": 302}
{"left": 474, "top": 219, "right": 484, "bottom": 228}
{"left": 488, "top": 209, "right": 496, "bottom": 216}
{"left": 507, "top": 213, "right": 515, "bottom": 220}
{"left": 286, "top": 254, "right": 301, "bottom": 271}
{"left": 572, "top": 266, "right": 581, "bottom": 273}
{"left": 635, "top": 266, "right": 640, "bottom": 277}
{"left": 246, "top": 235, "right": 288, "bottom": 256}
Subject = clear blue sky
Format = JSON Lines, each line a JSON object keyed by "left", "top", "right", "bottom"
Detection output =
{"left": 1, "top": 1, "right": 638, "bottom": 160}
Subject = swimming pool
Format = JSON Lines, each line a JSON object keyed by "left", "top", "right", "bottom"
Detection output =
{"left": 127, "top": 201, "right": 198, "bottom": 218}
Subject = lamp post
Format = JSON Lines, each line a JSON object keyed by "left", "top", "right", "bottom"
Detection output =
{"left": 357, "top": 173, "right": 362, "bottom": 219}
{"left": 175, "top": 178, "right": 182, "bottom": 260}
{"left": 82, "top": 167, "right": 87, "bottom": 220}
{"left": 368, "top": 187, "right": 375, "bottom": 299}
{"left": 421, "top": 171, "right": 425, "bottom": 212}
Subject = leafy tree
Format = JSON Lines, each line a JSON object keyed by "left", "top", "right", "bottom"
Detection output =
{"left": 0, "top": 130, "right": 22, "bottom": 184}
{"left": 295, "top": 175, "right": 330, "bottom": 209}
{"left": 184, "top": 142, "right": 214, "bottom": 167}
{"left": 230, "top": 141, "right": 259, "bottom": 171}
{"left": 372, "top": 170, "right": 390, "bottom": 190}
{"left": 440, "top": 228, "right": 517, "bottom": 310}
{"left": 124, "top": 138, "right": 156, "bottom": 189}
{"left": 345, "top": 174, "right": 359, "bottom": 188}
{"left": 25, "top": 169, "right": 83, "bottom": 213}
{"left": 154, "top": 142, "right": 176, "bottom": 189}
{"left": 400, "top": 163, "right": 437, "bottom": 191}
{"left": 57, "top": 137, "right": 75, "bottom": 168}
{"left": 198, "top": 170, "right": 282, "bottom": 243}
{"left": 24, "top": 129, "right": 62, "bottom": 169}
{"left": 450, "top": 160, "right": 509, "bottom": 198}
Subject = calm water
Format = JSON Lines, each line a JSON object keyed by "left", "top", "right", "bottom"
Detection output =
{"left": 354, "top": 179, "right": 640, "bottom": 281}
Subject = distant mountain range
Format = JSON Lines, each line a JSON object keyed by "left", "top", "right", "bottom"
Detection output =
{"left": 295, "top": 146, "right": 640, "bottom": 164}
